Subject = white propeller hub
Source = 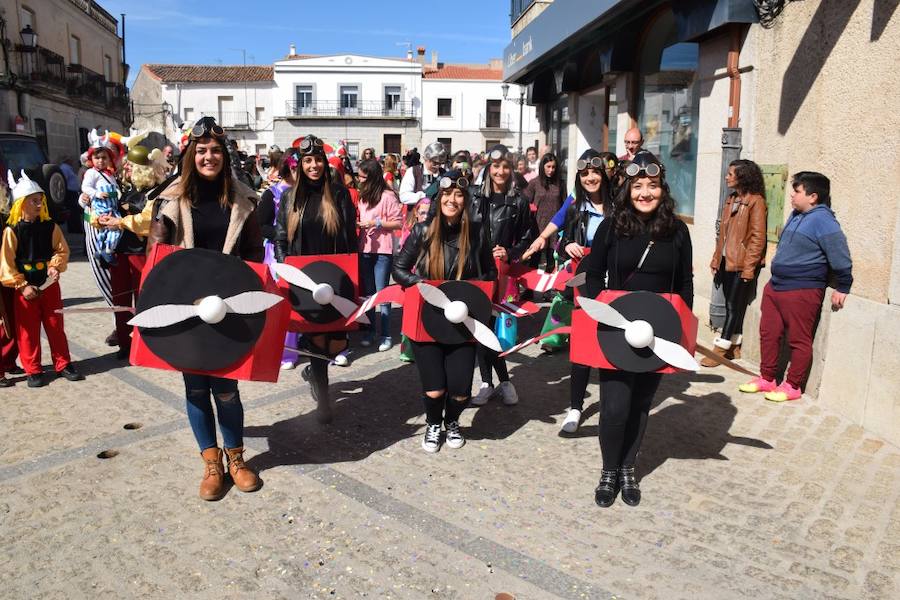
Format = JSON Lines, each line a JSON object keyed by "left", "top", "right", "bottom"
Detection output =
{"left": 444, "top": 300, "right": 469, "bottom": 324}
{"left": 624, "top": 319, "right": 654, "bottom": 349}
{"left": 197, "top": 296, "right": 228, "bottom": 324}
{"left": 312, "top": 283, "right": 335, "bottom": 305}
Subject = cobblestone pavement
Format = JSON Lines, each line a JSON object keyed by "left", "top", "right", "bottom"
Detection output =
{"left": 1, "top": 256, "right": 898, "bottom": 599}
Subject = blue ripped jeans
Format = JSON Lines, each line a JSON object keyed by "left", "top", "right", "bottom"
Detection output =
{"left": 183, "top": 374, "right": 243, "bottom": 451}
{"left": 359, "top": 252, "right": 393, "bottom": 338}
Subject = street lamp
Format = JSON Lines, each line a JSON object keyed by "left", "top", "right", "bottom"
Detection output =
{"left": 501, "top": 83, "right": 526, "bottom": 155}
{"left": 19, "top": 25, "right": 37, "bottom": 50}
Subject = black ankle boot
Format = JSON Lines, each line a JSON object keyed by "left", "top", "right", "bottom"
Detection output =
{"left": 303, "top": 360, "right": 331, "bottom": 424}
{"left": 594, "top": 469, "right": 619, "bottom": 507}
{"left": 619, "top": 466, "right": 641, "bottom": 506}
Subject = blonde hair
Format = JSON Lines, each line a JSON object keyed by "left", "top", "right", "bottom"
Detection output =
{"left": 425, "top": 188, "right": 470, "bottom": 280}
{"left": 6, "top": 194, "right": 50, "bottom": 225}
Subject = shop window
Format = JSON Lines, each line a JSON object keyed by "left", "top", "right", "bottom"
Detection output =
{"left": 637, "top": 9, "right": 699, "bottom": 217}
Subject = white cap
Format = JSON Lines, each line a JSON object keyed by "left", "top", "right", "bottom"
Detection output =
{"left": 6, "top": 169, "right": 44, "bottom": 201}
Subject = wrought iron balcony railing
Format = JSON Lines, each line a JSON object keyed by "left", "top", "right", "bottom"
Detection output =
{"left": 284, "top": 100, "right": 417, "bottom": 118}
{"left": 479, "top": 113, "right": 513, "bottom": 129}
{"left": 15, "top": 45, "right": 67, "bottom": 88}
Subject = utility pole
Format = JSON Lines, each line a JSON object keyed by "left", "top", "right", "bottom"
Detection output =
{"left": 518, "top": 88, "right": 525, "bottom": 155}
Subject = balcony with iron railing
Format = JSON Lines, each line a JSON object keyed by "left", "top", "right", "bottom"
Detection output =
{"left": 65, "top": 64, "right": 106, "bottom": 99}
{"left": 480, "top": 113, "right": 514, "bottom": 130}
{"left": 284, "top": 100, "right": 417, "bottom": 119}
{"left": 191, "top": 111, "right": 255, "bottom": 130}
{"left": 15, "top": 45, "right": 67, "bottom": 88}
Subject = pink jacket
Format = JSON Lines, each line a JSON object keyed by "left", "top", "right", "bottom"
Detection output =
{"left": 358, "top": 190, "right": 402, "bottom": 254}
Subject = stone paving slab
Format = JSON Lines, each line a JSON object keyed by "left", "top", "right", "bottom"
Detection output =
{"left": 1, "top": 257, "right": 898, "bottom": 599}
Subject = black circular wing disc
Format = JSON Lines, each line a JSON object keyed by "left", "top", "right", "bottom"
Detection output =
{"left": 136, "top": 248, "right": 265, "bottom": 371}
{"left": 422, "top": 281, "right": 492, "bottom": 345}
{"left": 287, "top": 261, "right": 355, "bottom": 324}
{"left": 597, "top": 291, "right": 682, "bottom": 373}
{"left": 574, "top": 256, "right": 590, "bottom": 297}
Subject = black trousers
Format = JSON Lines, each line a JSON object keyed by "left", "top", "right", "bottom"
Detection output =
{"left": 598, "top": 370, "right": 663, "bottom": 470}
{"left": 477, "top": 317, "right": 509, "bottom": 386}
{"left": 412, "top": 341, "right": 476, "bottom": 424}
{"left": 717, "top": 258, "right": 756, "bottom": 341}
{"left": 570, "top": 363, "right": 592, "bottom": 411}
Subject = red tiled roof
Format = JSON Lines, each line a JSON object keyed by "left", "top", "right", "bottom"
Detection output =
{"left": 423, "top": 65, "right": 503, "bottom": 80}
{"left": 143, "top": 64, "right": 273, "bottom": 83}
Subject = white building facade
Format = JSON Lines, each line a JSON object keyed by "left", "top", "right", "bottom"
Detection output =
{"left": 272, "top": 53, "right": 422, "bottom": 159}
{"left": 422, "top": 64, "right": 541, "bottom": 155}
{"left": 131, "top": 65, "right": 275, "bottom": 156}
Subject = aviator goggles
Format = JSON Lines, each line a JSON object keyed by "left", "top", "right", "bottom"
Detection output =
{"left": 488, "top": 148, "right": 513, "bottom": 162}
{"left": 298, "top": 136, "right": 325, "bottom": 154}
{"left": 190, "top": 118, "right": 225, "bottom": 140}
{"left": 439, "top": 176, "right": 470, "bottom": 190}
{"left": 624, "top": 162, "right": 662, "bottom": 178}
{"left": 576, "top": 156, "right": 605, "bottom": 171}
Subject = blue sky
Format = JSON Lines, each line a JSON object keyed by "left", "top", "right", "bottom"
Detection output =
{"left": 99, "top": 0, "right": 511, "bottom": 85}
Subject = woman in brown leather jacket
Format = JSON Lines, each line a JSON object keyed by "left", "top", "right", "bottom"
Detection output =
{"left": 703, "top": 159, "right": 767, "bottom": 366}
{"left": 148, "top": 117, "right": 264, "bottom": 501}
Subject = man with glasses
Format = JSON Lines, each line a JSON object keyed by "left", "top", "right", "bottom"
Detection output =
{"left": 619, "top": 128, "right": 644, "bottom": 161}
{"left": 400, "top": 142, "right": 447, "bottom": 206}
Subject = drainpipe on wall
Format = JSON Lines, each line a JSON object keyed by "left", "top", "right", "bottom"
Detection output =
{"left": 709, "top": 24, "right": 745, "bottom": 330}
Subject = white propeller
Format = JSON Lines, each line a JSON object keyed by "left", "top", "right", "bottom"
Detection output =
{"left": 128, "top": 291, "right": 283, "bottom": 328}
{"left": 575, "top": 296, "right": 699, "bottom": 371}
{"left": 418, "top": 283, "right": 501, "bottom": 352}
{"left": 272, "top": 263, "right": 369, "bottom": 324}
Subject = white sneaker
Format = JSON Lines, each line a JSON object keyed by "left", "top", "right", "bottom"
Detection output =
{"left": 561, "top": 408, "right": 581, "bottom": 433}
{"left": 332, "top": 351, "right": 350, "bottom": 367}
{"left": 422, "top": 423, "right": 442, "bottom": 453}
{"left": 497, "top": 381, "right": 518, "bottom": 405}
{"left": 470, "top": 383, "right": 494, "bottom": 406}
{"left": 280, "top": 360, "right": 297, "bottom": 371}
{"left": 378, "top": 337, "right": 393, "bottom": 352}
{"left": 444, "top": 421, "right": 465, "bottom": 449}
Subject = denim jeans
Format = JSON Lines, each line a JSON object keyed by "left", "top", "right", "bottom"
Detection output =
{"left": 359, "top": 252, "right": 393, "bottom": 337}
{"left": 183, "top": 374, "right": 243, "bottom": 450}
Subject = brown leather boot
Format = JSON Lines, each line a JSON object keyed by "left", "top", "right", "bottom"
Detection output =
{"left": 199, "top": 447, "right": 226, "bottom": 501}
{"left": 700, "top": 345, "right": 728, "bottom": 368}
{"left": 728, "top": 344, "right": 742, "bottom": 360}
{"left": 224, "top": 447, "right": 261, "bottom": 492}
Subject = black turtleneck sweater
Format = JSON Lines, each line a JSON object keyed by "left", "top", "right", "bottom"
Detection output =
{"left": 290, "top": 181, "right": 358, "bottom": 256}
{"left": 191, "top": 178, "right": 230, "bottom": 252}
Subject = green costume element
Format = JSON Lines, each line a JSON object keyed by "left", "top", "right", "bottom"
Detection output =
{"left": 539, "top": 291, "right": 573, "bottom": 350}
{"left": 399, "top": 334, "right": 415, "bottom": 362}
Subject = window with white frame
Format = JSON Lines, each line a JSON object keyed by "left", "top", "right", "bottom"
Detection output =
{"left": 20, "top": 7, "right": 35, "bottom": 32}
{"left": 255, "top": 106, "right": 265, "bottom": 123}
{"left": 437, "top": 98, "right": 452, "bottom": 117}
{"left": 384, "top": 86, "right": 401, "bottom": 114}
{"left": 295, "top": 85, "right": 313, "bottom": 115}
{"left": 69, "top": 35, "right": 81, "bottom": 65}
{"left": 340, "top": 85, "right": 359, "bottom": 115}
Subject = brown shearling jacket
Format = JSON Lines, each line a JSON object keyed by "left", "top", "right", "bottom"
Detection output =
{"left": 710, "top": 192, "right": 767, "bottom": 279}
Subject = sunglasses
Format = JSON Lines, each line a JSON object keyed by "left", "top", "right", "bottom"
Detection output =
{"left": 190, "top": 119, "right": 225, "bottom": 140}
{"left": 624, "top": 162, "right": 662, "bottom": 177}
{"left": 576, "top": 157, "right": 605, "bottom": 171}
{"left": 439, "top": 176, "right": 469, "bottom": 189}
{"left": 298, "top": 136, "right": 324, "bottom": 153}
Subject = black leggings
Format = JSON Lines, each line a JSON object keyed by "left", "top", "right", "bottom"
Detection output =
{"left": 411, "top": 341, "right": 475, "bottom": 425}
{"left": 598, "top": 370, "right": 663, "bottom": 470}
{"left": 477, "top": 317, "right": 509, "bottom": 386}
{"left": 718, "top": 258, "right": 756, "bottom": 340}
{"left": 570, "top": 363, "right": 592, "bottom": 411}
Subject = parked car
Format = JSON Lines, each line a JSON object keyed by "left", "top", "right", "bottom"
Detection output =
{"left": 0, "top": 133, "right": 67, "bottom": 222}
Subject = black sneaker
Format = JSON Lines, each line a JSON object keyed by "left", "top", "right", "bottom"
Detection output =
{"left": 6, "top": 366, "right": 24, "bottom": 375}
{"left": 0, "top": 376, "right": 12, "bottom": 388}
{"left": 57, "top": 365, "right": 85, "bottom": 382}
{"left": 421, "top": 423, "right": 442, "bottom": 453}
{"left": 27, "top": 373, "right": 45, "bottom": 388}
{"left": 444, "top": 421, "right": 465, "bottom": 449}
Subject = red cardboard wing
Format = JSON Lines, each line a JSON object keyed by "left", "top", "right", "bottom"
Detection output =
{"left": 569, "top": 290, "right": 698, "bottom": 374}
{"left": 276, "top": 254, "right": 361, "bottom": 333}
{"left": 402, "top": 280, "right": 495, "bottom": 344}
{"left": 129, "top": 243, "right": 290, "bottom": 383}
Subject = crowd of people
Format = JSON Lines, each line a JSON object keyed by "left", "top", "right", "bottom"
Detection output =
{"left": 0, "top": 116, "right": 852, "bottom": 506}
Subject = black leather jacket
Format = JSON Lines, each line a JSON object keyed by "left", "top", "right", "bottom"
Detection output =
{"left": 274, "top": 183, "right": 357, "bottom": 261}
{"left": 469, "top": 186, "right": 534, "bottom": 262}
{"left": 392, "top": 220, "right": 497, "bottom": 288}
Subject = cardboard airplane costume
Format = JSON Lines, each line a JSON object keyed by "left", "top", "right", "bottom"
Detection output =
{"left": 271, "top": 254, "right": 365, "bottom": 333}
{"left": 128, "top": 244, "right": 289, "bottom": 382}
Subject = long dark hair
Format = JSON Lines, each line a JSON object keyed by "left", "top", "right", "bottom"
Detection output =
{"left": 180, "top": 136, "right": 233, "bottom": 209}
{"left": 613, "top": 172, "right": 678, "bottom": 239}
{"left": 424, "top": 187, "right": 471, "bottom": 280}
{"left": 538, "top": 152, "right": 560, "bottom": 191}
{"left": 289, "top": 153, "right": 341, "bottom": 237}
{"left": 729, "top": 159, "right": 766, "bottom": 197}
{"left": 357, "top": 159, "right": 394, "bottom": 208}
{"left": 573, "top": 165, "right": 612, "bottom": 216}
